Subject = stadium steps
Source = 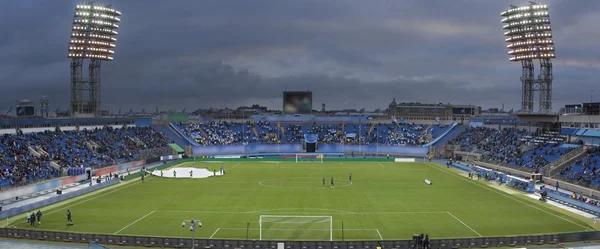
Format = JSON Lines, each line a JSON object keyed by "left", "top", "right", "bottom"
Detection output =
{"left": 153, "top": 124, "right": 189, "bottom": 148}
{"left": 432, "top": 125, "right": 465, "bottom": 147}
{"left": 419, "top": 124, "right": 432, "bottom": 137}
{"left": 367, "top": 123, "right": 375, "bottom": 135}
{"left": 49, "top": 161, "right": 61, "bottom": 170}
{"left": 548, "top": 146, "right": 587, "bottom": 177}
{"left": 252, "top": 126, "right": 259, "bottom": 137}
{"left": 28, "top": 146, "right": 41, "bottom": 157}
{"left": 280, "top": 125, "right": 285, "bottom": 137}
{"left": 35, "top": 147, "right": 49, "bottom": 157}
{"left": 199, "top": 127, "right": 209, "bottom": 138}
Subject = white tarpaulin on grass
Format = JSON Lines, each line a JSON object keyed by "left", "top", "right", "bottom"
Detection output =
{"left": 152, "top": 167, "right": 222, "bottom": 179}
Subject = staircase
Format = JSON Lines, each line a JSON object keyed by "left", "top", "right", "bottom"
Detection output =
{"left": 419, "top": 124, "right": 432, "bottom": 137}
{"left": 431, "top": 124, "right": 464, "bottom": 147}
{"left": 252, "top": 126, "right": 259, "bottom": 137}
{"left": 199, "top": 126, "right": 208, "bottom": 138}
{"left": 154, "top": 124, "right": 189, "bottom": 148}
{"left": 49, "top": 161, "right": 61, "bottom": 170}
{"left": 35, "top": 147, "right": 49, "bottom": 158}
{"left": 546, "top": 146, "right": 587, "bottom": 177}
{"left": 28, "top": 147, "right": 41, "bottom": 157}
{"left": 367, "top": 123, "right": 376, "bottom": 136}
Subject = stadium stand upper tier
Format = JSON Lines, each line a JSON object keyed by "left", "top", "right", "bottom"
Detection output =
{"left": 175, "top": 121, "right": 451, "bottom": 146}
{"left": 450, "top": 127, "right": 579, "bottom": 173}
{"left": 0, "top": 127, "right": 169, "bottom": 188}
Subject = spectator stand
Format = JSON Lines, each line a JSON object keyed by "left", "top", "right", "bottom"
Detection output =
{"left": 176, "top": 121, "right": 451, "bottom": 148}
{"left": 558, "top": 146, "right": 600, "bottom": 187}
{"left": 0, "top": 126, "right": 170, "bottom": 188}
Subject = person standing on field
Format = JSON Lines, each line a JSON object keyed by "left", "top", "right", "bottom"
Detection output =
{"left": 36, "top": 210, "right": 42, "bottom": 225}
{"left": 67, "top": 209, "right": 73, "bottom": 224}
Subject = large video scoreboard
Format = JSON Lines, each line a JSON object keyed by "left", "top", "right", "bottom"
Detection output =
{"left": 283, "top": 91, "right": 312, "bottom": 114}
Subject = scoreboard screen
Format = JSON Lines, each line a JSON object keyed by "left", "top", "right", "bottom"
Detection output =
{"left": 283, "top": 91, "right": 312, "bottom": 114}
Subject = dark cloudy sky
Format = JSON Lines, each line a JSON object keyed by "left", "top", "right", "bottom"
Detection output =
{"left": 2, "top": 0, "right": 600, "bottom": 113}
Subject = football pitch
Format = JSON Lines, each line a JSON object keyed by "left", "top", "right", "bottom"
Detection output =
{"left": 9, "top": 161, "right": 594, "bottom": 241}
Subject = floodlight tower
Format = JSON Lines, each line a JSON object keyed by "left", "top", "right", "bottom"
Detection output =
{"left": 68, "top": 2, "right": 121, "bottom": 117}
{"left": 501, "top": 2, "right": 555, "bottom": 113}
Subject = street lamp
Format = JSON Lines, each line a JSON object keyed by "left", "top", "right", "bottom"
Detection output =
{"left": 181, "top": 219, "right": 202, "bottom": 249}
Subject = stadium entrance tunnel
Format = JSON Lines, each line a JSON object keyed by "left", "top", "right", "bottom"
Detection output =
{"left": 152, "top": 167, "right": 222, "bottom": 179}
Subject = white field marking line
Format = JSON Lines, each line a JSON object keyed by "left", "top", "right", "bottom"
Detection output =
{"left": 44, "top": 180, "right": 144, "bottom": 217}
{"left": 376, "top": 229, "right": 383, "bottom": 240}
{"left": 114, "top": 210, "right": 156, "bottom": 235}
{"left": 209, "top": 228, "right": 220, "bottom": 239}
{"left": 258, "top": 177, "right": 353, "bottom": 188}
{"left": 219, "top": 228, "right": 377, "bottom": 231}
{"left": 377, "top": 162, "right": 385, "bottom": 168}
{"left": 446, "top": 212, "right": 482, "bottom": 237}
{"left": 425, "top": 163, "right": 592, "bottom": 230}
{"left": 232, "top": 163, "right": 242, "bottom": 168}
{"left": 249, "top": 208, "right": 354, "bottom": 214}
{"left": 158, "top": 210, "right": 447, "bottom": 215}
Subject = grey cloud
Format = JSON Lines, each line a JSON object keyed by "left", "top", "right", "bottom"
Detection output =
{"left": 2, "top": 0, "right": 600, "bottom": 114}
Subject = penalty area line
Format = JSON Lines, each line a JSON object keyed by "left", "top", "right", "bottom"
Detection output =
{"left": 377, "top": 163, "right": 385, "bottom": 168}
{"left": 209, "top": 228, "right": 221, "bottom": 239}
{"left": 232, "top": 163, "right": 242, "bottom": 168}
{"left": 114, "top": 210, "right": 156, "bottom": 235}
{"left": 376, "top": 229, "right": 383, "bottom": 240}
{"left": 447, "top": 212, "right": 482, "bottom": 237}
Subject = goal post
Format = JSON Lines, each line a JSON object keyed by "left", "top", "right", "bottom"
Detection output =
{"left": 259, "top": 215, "right": 332, "bottom": 241}
{"left": 295, "top": 154, "right": 324, "bottom": 163}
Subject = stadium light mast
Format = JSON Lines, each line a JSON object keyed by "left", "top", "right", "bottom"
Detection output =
{"left": 501, "top": 2, "right": 555, "bottom": 113}
{"left": 68, "top": 2, "right": 121, "bottom": 117}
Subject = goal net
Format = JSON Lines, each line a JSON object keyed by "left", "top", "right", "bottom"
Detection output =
{"left": 295, "top": 154, "right": 324, "bottom": 163}
{"left": 259, "top": 215, "right": 332, "bottom": 241}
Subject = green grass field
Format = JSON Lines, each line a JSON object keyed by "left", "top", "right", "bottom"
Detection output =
{"left": 9, "top": 161, "right": 594, "bottom": 241}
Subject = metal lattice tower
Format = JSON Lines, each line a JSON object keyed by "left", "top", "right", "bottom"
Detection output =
{"left": 501, "top": 2, "right": 555, "bottom": 113}
{"left": 68, "top": 2, "right": 121, "bottom": 117}
{"left": 40, "top": 94, "right": 49, "bottom": 118}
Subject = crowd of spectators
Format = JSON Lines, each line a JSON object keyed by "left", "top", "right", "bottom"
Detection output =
{"left": 452, "top": 127, "right": 576, "bottom": 173}
{"left": 449, "top": 127, "right": 495, "bottom": 151}
{"left": 560, "top": 147, "right": 600, "bottom": 185}
{"left": 178, "top": 121, "right": 445, "bottom": 146}
{"left": 0, "top": 127, "right": 170, "bottom": 188}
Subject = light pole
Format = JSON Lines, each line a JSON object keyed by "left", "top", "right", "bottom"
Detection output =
{"left": 181, "top": 219, "right": 202, "bottom": 249}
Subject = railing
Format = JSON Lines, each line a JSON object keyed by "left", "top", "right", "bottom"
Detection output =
{"left": 192, "top": 144, "right": 429, "bottom": 156}
{"left": 465, "top": 160, "right": 533, "bottom": 179}
{"left": 2, "top": 228, "right": 600, "bottom": 249}
{"left": 547, "top": 146, "right": 587, "bottom": 177}
{"left": 0, "top": 228, "right": 568, "bottom": 249}
{"left": 454, "top": 151, "right": 482, "bottom": 161}
{"left": 467, "top": 160, "right": 600, "bottom": 199}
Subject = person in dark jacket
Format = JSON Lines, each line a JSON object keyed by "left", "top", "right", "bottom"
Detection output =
{"left": 29, "top": 213, "right": 36, "bottom": 227}
{"left": 36, "top": 210, "right": 42, "bottom": 225}
{"left": 67, "top": 209, "right": 73, "bottom": 224}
